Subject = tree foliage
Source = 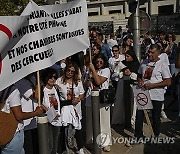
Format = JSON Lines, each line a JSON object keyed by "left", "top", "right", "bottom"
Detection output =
{"left": 0, "top": 0, "right": 46, "bottom": 16}
{"left": 0, "top": 0, "right": 17, "bottom": 15}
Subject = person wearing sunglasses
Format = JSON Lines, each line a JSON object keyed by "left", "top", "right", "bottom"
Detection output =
{"left": 41, "top": 68, "right": 61, "bottom": 154}
{"left": 55, "top": 62, "right": 85, "bottom": 154}
{"left": 85, "top": 53, "right": 112, "bottom": 152}
{"left": 108, "top": 45, "right": 125, "bottom": 91}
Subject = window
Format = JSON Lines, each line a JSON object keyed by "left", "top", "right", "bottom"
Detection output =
{"left": 158, "top": 5, "right": 174, "bottom": 15}
{"left": 109, "top": 10, "right": 121, "bottom": 14}
{"left": 140, "top": 7, "right": 146, "bottom": 12}
{"left": 88, "top": 12, "right": 99, "bottom": 16}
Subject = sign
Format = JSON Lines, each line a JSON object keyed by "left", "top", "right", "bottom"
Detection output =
{"left": 0, "top": 0, "right": 89, "bottom": 91}
{"left": 132, "top": 85, "right": 153, "bottom": 110}
{"left": 128, "top": 10, "right": 151, "bottom": 35}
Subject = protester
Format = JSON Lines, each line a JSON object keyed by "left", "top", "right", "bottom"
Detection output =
{"left": 95, "top": 33, "right": 112, "bottom": 60}
{"left": 107, "top": 33, "right": 118, "bottom": 50}
{"left": 15, "top": 73, "right": 39, "bottom": 154}
{"left": 0, "top": 85, "right": 43, "bottom": 154}
{"left": 85, "top": 53, "right": 112, "bottom": 152}
{"left": 55, "top": 62, "right": 85, "bottom": 154}
{"left": 42, "top": 68, "right": 61, "bottom": 154}
{"left": 120, "top": 34, "right": 133, "bottom": 54}
{"left": 111, "top": 49, "right": 140, "bottom": 127}
{"left": 92, "top": 44, "right": 101, "bottom": 58}
{"left": 135, "top": 44, "right": 171, "bottom": 138}
{"left": 165, "top": 32, "right": 177, "bottom": 98}
{"left": 108, "top": 45, "right": 125, "bottom": 91}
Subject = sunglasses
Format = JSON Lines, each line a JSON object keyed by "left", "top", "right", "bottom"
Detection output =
{"left": 67, "top": 69, "right": 75, "bottom": 74}
{"left": 96, "top": 60, "right": 103, "bottom": 64}
{"left": 112, "top": 50, "right": 119, "bottom": 52}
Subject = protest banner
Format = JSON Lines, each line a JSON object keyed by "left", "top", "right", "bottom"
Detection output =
{"left": 0, "top": 0, "right": 89, "bottom": 91}
{"left": 133, "top": 85, "right": 153, "bottom": 110}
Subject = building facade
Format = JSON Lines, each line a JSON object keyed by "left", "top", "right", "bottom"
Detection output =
{"left": 53, "top": 0, "right": 180, "bottom": 35}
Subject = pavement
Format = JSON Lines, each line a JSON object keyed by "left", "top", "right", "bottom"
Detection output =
{"left": 84, "top": 94, "right": 180, "bottom": 154}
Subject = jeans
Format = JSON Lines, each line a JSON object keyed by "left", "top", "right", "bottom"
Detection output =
{"left": 48, "top": 124, "right": 61, "bottom": 154}
{"left": 1, "top": 129, "right": 25, "bottom": 154}
{"left": 135, "top": 100, "right": 163, "bottom": 138}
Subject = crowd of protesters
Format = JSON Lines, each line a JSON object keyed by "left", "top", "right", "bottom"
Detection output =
{"left": 0, "top": 25, "right": 180, "bottom": 154}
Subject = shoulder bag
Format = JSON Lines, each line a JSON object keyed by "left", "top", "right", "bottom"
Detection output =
{"left": 99, "top": 85, "right": 116, "bottom": 104}
{"left": 0, "top": 87, "right": 18, "bottom": 146}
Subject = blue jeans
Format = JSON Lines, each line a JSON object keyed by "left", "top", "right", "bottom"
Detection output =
{"left": 1, "top": 129, "right": 25, "bottom": 154}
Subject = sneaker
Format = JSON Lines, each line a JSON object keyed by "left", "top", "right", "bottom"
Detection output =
{"left": 103, "top": 146, "right": 111, "bottom": 152}
{"left": 76, "top": 148, "right": 84, "bottom": 154}
{"left": 161, "top": 111, "right": 167, "bottom": 119}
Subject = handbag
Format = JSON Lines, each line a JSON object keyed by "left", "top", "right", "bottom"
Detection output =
{"left": 0, "top": 101, "right": 18, "bottom": 146}
{"left": 99, "top": 85, "right": 116, "bottom": 104}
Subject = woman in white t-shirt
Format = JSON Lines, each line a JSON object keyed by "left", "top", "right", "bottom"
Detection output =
{"left": 108, "top": 45, "right": 125, "bottom": 91}
{"left": 85, "top": 53, "right": 112, "bottom": 152}
{"left": 0, "top": 85, "right": 43, "bottom": 154}
{"left": 55, "top": 62, "right": 85, "bottom": 154}
{"left": 42, "top": 68, "right": 61, "bottom": 154}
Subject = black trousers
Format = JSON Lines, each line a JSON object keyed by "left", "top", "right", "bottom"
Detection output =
{"left": 135, "top": 100, "right": 163, "bottom": 138}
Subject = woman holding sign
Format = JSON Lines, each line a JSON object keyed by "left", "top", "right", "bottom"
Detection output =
{"left": 85, "top": 53, "right": 112, "bottom": 152}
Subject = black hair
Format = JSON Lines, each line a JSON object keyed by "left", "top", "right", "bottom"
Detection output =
{"left": 42, "top": 68, "right": 57, "bottom": 85}
{"left": 92, "top": 53, "right": 109, "bottom": 69}
{"left": 149, "top": 44, "right": 161, "bottom": 53}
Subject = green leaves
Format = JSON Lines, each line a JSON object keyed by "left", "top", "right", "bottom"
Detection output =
{"left": 0, "top": 0, "right": 46, "bottom": 16}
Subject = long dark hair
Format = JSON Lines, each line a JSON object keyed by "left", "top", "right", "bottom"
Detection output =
{"left": 92, "top": 53, "right": 109, "bottom": 70}
{"left": 62, "top": 62, "right": 80, "bottom": 86}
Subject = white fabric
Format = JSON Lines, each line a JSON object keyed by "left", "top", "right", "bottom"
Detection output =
{"left": 60, "top": 105, "right": 81, "bottom": 130}
{"left": 21, "top": 89, "right": 38, "bottom": 130}
{"left": 85, "top": 68, "right": 112, "bottom": 146}
{"left": 108, "top": 55, "right": 125, "bottom": 81}
{"left": 2, "top": 89, "right": 24, "bottom": 132}
{"left": 55, "top": 77, "right": 85, "bottom": 119}
{"left": 138, "top": 59, "right": 172, "bottom": 101}
{"left": 0, "top": 0, "right": 89, "bottom": 92}
{"left": 85, "top": 68, "right": 110, "bottom": 106}
{"left": 86, "top": 106, "right": 112, "bottom": 146}
{"left": 159, "top": 53, "right": 170, "bottom": 66}
{"left": 107, "top": 39, "right": 118, "bottom": 50}
{"left": 130, "top": 72, "right": 138, "bottom": 80}
{"left": 43, "top": 87, "right": 61, "bottom": 126}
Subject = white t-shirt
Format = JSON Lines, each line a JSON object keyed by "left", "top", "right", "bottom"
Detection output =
{"left": 86, "top": 68, "right": 110, "bottom": 106}
{"left": 138, "top": 59, "right": 171, "bottom": 101}
{"left": 108, "top": 54, "right": 125, "bottom": 72}
{"left": 43, "top": 87, "right": 61, "bottom": 126}
{"left": 2, "top": 89, "right": 24, "bottom": 132}
{"left": 107, "top": 39, "right": 118, "bottom": 50}
{"left": 159, "top": 53, "right": 170, "bottom": 66}
{"left": 21, "top": 89, "right": 38, "bottom": 130}
{"left": 55, "top": 77, "right": 85, "bottom": 119}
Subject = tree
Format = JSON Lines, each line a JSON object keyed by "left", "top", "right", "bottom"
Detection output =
{"left": 0, "top": 0, "right": 17, "bottom": 15}
{"left": 0, "top": 0, "right": 47, "bottom": 16}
